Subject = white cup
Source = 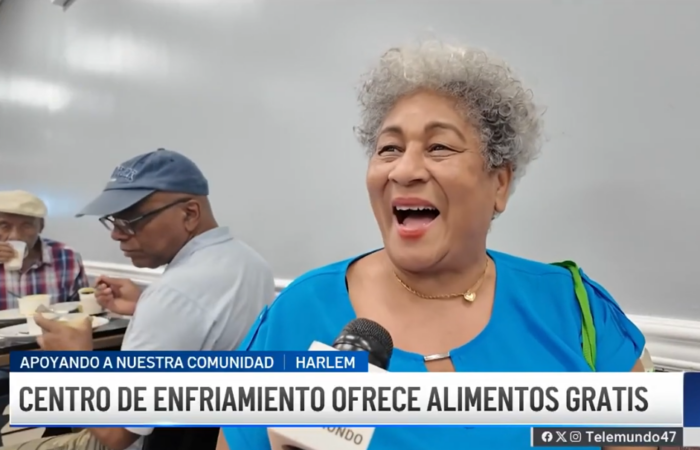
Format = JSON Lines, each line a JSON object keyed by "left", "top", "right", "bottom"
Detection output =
{"left": 26, "top": 312, "right": 57, "bottom": 335}
{"left": 17, "top": 294, "right": 51, "bottom": 315}
{"left": 5, "top": 240, "right": 27, "bottom": 271}
{"left": 78, "top": 288, "right": 103, "bottom": 315}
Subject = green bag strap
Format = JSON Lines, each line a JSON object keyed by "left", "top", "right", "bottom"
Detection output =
{"left": 551, "top": 261, "right": 597, "bottom": 371}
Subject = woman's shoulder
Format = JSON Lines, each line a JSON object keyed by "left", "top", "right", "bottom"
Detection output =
{"left": 237, "top": 253, "right": 368, "bottom": 352}
{"left": 272, "top": 254, "right": 360, "bottom": 311}
{"left": 490, "top": 249, "right": 620, "bottom": 313}
{"left": 489, "top": 249, "right": 571, "bottom": 277}
{"left": 490, "top": 249, "right": 645, "bottom": 371}
{"left": 490, "top": 250, "right": 617, "bottom": 299}
{"left": 282, "top": 256, "right": 353, "bottom": 293}
{"left": 490, "top": 250, "right": 608, "bottom": 299}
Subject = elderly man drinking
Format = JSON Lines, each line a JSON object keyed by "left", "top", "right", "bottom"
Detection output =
{"left": 0, "top": 190, "right": 88, "bottom": 309}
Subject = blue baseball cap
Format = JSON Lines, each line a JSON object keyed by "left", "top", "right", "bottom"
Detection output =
{"left": 76, "top": 148, "right": 209, "bottom": 217}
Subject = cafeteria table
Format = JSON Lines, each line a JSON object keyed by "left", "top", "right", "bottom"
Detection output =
{"left": 0, "top": 317, "right": 130, "bottom": 367}
{"left": 0, "top": 316, "right": 129, "bottom": 446}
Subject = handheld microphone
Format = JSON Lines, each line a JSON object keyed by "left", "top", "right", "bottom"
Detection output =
{"left": 268, "top": 318, "right": 394, "bottom": 450}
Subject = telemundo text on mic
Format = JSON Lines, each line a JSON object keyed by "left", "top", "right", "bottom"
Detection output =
{"left": 9, "top": 352, "right": 700, "bottom": 447}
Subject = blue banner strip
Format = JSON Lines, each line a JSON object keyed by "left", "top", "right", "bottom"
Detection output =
{"left": 684, "top": 372, "right": 700, "bottom": 427}
{"left": 10, "top": 351, "right": 369, "bottom": 372}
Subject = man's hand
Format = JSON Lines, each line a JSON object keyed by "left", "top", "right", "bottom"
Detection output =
{"left": 35, "top": 314, "right": 93, "bottom": 351}
{"left": 0, "top": 242, "right": 17, "bottom": 264}
{"left": 95, "top": 276, "right": 142, "bottom": 316}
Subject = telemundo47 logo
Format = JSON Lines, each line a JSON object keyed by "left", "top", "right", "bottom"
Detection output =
{"left": 542, "top": 431, "right": 553, "bottom": 442}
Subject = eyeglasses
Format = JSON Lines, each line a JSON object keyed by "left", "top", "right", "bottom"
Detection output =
{"left": 99, "top": 198, "right": 191, "bottom": 236}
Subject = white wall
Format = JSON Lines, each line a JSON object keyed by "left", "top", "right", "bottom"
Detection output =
{"left": 0, "top": 0, "right": 698, "bottom": 320}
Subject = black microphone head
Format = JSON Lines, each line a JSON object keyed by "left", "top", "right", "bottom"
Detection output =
{"left": 342, "top": 318, "right": 394, "bottom": 352}
{"left": 332, "top": 318, "right": 394, "bottom": 370}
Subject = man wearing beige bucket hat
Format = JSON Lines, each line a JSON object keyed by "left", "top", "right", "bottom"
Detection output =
{"left": 0, "top": 190, "right": 89, "bottom": 310}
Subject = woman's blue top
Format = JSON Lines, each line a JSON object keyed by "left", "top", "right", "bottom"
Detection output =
{"left": 223, "top": 250, "right": 645, "bottom": 449}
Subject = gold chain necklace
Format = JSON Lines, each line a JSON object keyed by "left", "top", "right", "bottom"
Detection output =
{"left": 393, "top": 259, "right": 489, "bottom": 302}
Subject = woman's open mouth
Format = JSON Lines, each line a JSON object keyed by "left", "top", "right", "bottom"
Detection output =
{"left": 392, "top": 205, "right": 440, "bottom": 238}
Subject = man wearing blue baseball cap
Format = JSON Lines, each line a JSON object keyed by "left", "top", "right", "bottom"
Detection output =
{"left": 76, "top": 148, "right": 211, "bottom": 221}
{"left": 15, "top": 149, "right": 276, "bottom": 450}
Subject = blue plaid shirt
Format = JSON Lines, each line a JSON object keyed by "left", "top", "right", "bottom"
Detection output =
{"left": 0, "top": 238, "right": 89, "bottom": 309}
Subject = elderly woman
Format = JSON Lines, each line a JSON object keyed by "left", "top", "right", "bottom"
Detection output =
{"left": 217, "top": 41, "right": 646, "bottom": 450}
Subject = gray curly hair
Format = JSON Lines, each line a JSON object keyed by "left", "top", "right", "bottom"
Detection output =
{"left": 356, "top": 41, "right": 544, "bottom": 192}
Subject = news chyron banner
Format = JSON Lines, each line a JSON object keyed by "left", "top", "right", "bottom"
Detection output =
{"left": 9, "top": 351, "right": 699, "bottom": 446}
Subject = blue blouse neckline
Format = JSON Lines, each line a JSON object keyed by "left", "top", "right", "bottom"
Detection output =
{"left": 336, "top": 248, "right": 506, "bottom": 364}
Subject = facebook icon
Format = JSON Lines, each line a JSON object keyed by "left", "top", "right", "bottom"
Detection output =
{"left": 542, "top": 431, "right": 553, "bottom": 443}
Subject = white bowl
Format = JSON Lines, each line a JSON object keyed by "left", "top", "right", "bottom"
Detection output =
{"left": 18, "top": 295, "right": 51, "bottom": 315}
